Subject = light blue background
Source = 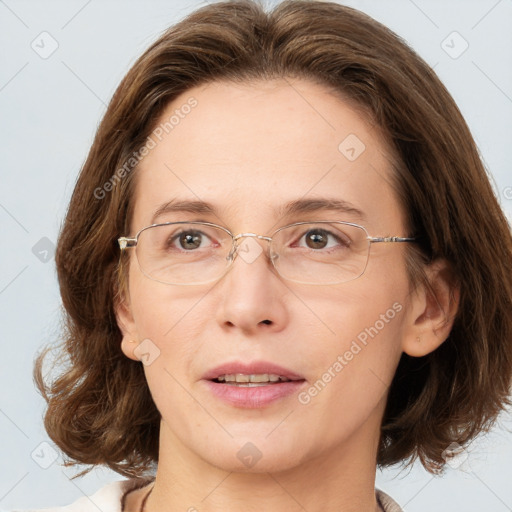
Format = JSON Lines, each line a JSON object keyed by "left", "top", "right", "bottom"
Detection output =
{"left": 1, "top": 0, "right": 511, "bottom": 510}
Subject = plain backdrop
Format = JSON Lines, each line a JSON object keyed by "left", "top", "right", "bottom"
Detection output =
{"left": 1, "top": 0, "right": 511, "bottom": 510}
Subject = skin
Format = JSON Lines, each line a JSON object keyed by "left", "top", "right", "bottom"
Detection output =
{"left": 117, "top": 78, "right": 458, "bottom": 512}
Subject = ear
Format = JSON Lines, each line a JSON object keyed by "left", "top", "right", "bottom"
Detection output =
{"left": 115, "top": 294, "right": 140, "bottom": 362}
{"left": 402, "top": 258, "right": 460, "bottom": 357}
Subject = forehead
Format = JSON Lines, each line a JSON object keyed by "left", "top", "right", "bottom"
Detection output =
{"left": 131, "top": 78, "right": 404, "bottom": 233}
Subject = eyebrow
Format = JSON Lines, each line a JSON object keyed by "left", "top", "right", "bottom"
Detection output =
{"left": 150, "top": 197, "right": 366, "bottom": 225}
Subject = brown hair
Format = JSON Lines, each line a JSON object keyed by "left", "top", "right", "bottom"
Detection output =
{"left": 34, "top": 0, "right": 512, "bottom": 478}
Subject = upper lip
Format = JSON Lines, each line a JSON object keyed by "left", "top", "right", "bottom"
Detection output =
{"left": 202, "top": 361, "right": 305, "bottom": 381}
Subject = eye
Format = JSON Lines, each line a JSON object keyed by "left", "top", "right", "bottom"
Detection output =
{"left": 296, "top": 227, "right": 351, "bottom": 251}
{"left": 169, "top": 230, "right": 214, "bottom": 251}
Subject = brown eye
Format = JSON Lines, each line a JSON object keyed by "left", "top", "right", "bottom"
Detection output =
{"left": 299, "top": 228, "right": 350, "bottom": 250}
{"left": 305, "top": 229, "right": 329, "bottom": 249}
{"left": 166, "top": 230, "right": 211, "bottom": 251}
{"left": 177, "top": 231, "right": 204, "bottom": 250}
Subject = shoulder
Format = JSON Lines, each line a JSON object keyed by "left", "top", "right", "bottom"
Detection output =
{"left": 376, "top": 488, "right": 404, "bottom": 512}
{"left": 8, "top": 478, "right": 152, "bottom": 512}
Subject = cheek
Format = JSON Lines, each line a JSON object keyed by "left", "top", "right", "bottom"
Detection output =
{"left": 295, "top": 298, "right": 404, "bottom": 446}
{"left": 128, "top": 253, "right": 207, "bottom": 339}
{"left": 129, "top": 281, "right": 211, "bottom": 420}
{"left": 305, "top": 290, "right": 405, "bottom": 389}
{"left": 304, "top": 254, "right": 408, "bottom": 361}
{"left": 127, "top": 272, "right": 211, "bottom": 406}
{"left": 296, "top": 260, "right": 408, "bottom": 414}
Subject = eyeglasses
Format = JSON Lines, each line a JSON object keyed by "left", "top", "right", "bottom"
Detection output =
{"left": 118, "top": 221, "right": 416, "bottom": 286}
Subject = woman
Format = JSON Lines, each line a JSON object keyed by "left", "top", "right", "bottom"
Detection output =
{"left": 24, "top": 0, "right": 512, "bottom": 511}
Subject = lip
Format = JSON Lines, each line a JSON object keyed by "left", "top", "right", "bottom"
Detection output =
{"left": 201, "top": 360, "right": 305, "bottom": 381}
{"left": 201, "top": 360, "right": 306, "bottom": 409}
{"left": 203, "top": 379, "right": 307, "bottom": 408}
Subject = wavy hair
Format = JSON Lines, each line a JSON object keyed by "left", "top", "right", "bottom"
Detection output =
{"left": 34, "top": 0, "right": 512, "bottom": 478}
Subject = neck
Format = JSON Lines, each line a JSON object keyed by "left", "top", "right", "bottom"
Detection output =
{"left": 146, "top": 406, "right": 383, "bottom": 512}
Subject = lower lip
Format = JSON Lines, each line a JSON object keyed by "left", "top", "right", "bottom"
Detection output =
{"left": 203, "top": 380, "right": 307, "bottom": 408}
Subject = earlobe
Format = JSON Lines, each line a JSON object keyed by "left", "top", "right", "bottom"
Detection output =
{"left": 115, "top": 298, "right": 140, "bottom": 362}
{"left": 402, "top": 258, "right": 460, "bottom": 357}
{"left": 120, "top": 337, "right": 140, "bottom": 362}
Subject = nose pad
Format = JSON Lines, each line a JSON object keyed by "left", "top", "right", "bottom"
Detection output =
{"left": 269, "top": 251, "right": 280, "bottom": 276}
{"left": 226, "top": 245, "right": 237, "bottom": 262}
{"left": 227, "top": 238, "right": 244, "bottom": 262}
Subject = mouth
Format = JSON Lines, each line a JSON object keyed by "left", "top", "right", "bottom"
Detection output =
{"left": 211, "top": 373, "right": 303, "bottom": 387}
{"left": 201, "top": 361, "right": 306, "bottom": 407}
{"left": 202, "top": 360, "right": 305, "bottom": 383}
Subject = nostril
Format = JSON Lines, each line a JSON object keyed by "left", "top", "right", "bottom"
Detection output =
{"left": 261, "top": 319, "right": 272, "bottom": 325}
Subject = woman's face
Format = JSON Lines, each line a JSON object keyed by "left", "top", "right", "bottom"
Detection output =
{"left": 118, "top": 78, "right": 418, "bottom": 473}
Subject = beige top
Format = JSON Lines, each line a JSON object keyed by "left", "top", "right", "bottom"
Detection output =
{"left": 10, "top": 477, "right": 404, "bottom": 512}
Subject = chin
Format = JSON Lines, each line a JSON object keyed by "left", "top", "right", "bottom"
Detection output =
{"left": 199, "top": 437, "right": 306, "bottom": 474}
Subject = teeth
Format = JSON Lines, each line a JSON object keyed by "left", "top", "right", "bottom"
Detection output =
{"left": 216, "top": 373, "right": 290, "bottom": 383}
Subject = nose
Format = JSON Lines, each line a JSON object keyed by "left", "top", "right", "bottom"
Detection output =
{"left": 215, "top": 234, "right": 288, "bottom": 334}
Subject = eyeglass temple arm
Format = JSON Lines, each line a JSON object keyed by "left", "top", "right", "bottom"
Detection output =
{"left": 369, "top": 236, "right": 416, "bottom": 243}
{"left": 118, "top": 237, "right": 137, "bottom": 249}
